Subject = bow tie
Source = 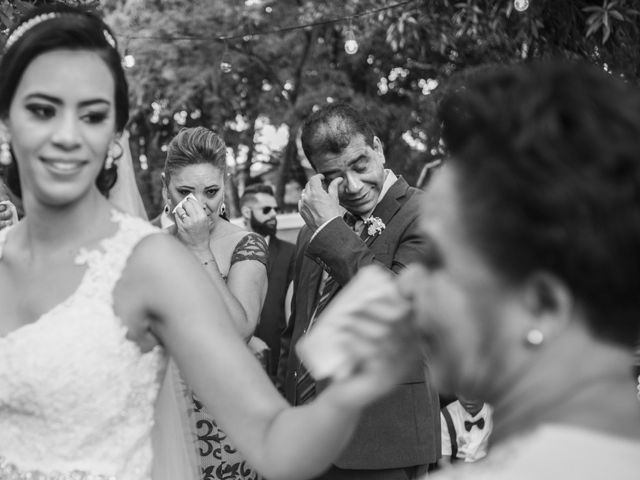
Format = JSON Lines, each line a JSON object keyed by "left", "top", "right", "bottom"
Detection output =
{"left": 464, "top": 418, "right": 485, "bottom": 432}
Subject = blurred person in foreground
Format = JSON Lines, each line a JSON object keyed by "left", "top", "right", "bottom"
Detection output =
{"left": 279, "top": 103, "right": 441, "bottom": 479}
{"left": 240, "top": 183, "right": 296, "bottom": 380}
{"left": 323, "top": 60, "right": 640, "bottom": 479}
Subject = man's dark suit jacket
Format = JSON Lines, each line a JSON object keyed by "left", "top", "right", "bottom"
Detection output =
{"left": 278, "top": 176, "right": 441, "bottom": 472}
{"left": 255, "top": 235, "right": 296, "bottom": 377}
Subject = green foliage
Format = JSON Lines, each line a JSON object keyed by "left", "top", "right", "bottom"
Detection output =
{"left": 2, "top": 0, "right": 640, "bottom": 216}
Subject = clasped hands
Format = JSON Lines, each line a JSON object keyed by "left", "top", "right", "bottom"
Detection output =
{"left": 297, "top": 265, "right": 423, "bottom": 410}
{"left": 298, "top": 174, "right": 344, "bottom": 231}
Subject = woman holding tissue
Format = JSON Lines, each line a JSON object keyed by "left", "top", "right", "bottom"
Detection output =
{"left": 0, "top": 4, "right": 418, "bottom": 480}
{"left": 156, "top": 126, "right": 268, "bottom": 341}
{"left": 156, "top": 126, "right": 269, "bottom": 479}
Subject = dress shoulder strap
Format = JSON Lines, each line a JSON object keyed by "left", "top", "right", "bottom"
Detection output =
{"left": 74, "top": 210, "right": 162, "bottom": 300}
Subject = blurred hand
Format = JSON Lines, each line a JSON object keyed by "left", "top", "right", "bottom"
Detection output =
{"left": 0, "top": 201, "right": 18, "bottom": 231}
{"left": 173, "top": 196, "right": 211, "bottom": 251}
{"left": 298, "top": 174, "right": 344, "bottom": 231}
{"left": 297, "top": 265, "right": 422, "bottom": 410}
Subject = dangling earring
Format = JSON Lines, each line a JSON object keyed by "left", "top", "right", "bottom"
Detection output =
{"left": 104, "top": 147, "right": 115, "bottom": 170}
{"left": 525, "top": 329, "right": 544, "bottom": 347}
{"left": 0, "top": 140, "right": 12, "bottom": 166}
{"left": 219, "top": 202, "right": 227, "bottom": 217}
{"left": 163, "top": 204, "right": 170, "bottom": 214}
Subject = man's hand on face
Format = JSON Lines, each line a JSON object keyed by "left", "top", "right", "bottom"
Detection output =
{"left": 298, "top": 174, "right": 344, "bottom": 231}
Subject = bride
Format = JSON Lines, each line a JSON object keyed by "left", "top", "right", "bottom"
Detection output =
{"left": 0, "top": 4, "right": 419, "bottom": 479}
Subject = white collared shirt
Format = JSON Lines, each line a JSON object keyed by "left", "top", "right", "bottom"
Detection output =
{"left": 441, "top": 400, "right": 493, "bottom": 463}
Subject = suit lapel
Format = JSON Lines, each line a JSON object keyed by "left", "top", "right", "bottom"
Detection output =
{"left": 362, "top": 177, "right": 410, "bottom": 247}
{"left": 304, "top": 262, "right": 323, "bottom": 322}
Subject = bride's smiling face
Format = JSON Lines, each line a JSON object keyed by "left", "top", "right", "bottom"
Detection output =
{"left": 3, "top": 49, "right": 117, "bottom": 206}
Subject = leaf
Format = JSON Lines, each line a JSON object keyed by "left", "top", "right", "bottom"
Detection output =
{"left": 585, "top": 21, "right": 600, "bottom": 38}
{"left": 609, "top": 10, "right": 624, "bottom": 21}
{"left": 603, "top": 21, "right": 611, "bottom": 43}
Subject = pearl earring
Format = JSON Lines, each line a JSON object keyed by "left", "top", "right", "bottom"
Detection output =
{"left": 0, "top": 140, "right": 12, "bottom": 166}
{"left": 525, "top": 329, "right": 544, "bottom": 347}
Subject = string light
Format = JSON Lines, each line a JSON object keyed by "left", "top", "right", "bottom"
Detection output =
{"left": 138, "top": 153, "right": 148, "bottom": 170}
{"left": 514, "top": 0, "right": 530, "bottom": 12}
{"left": 344, "top": 20, "right": 359, "bottom": 55}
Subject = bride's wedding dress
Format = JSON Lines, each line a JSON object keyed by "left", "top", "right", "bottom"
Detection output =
{"left": 0, "top": 211, "right": 166, "bottom": 480}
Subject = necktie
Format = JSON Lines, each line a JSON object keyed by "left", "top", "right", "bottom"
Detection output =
{"left": 308, "top": 212, "right": 361, "bottom": 329}
{"left": 464, "top": 417, "right": 485, "bottom": 432}
{"left": 295, "top": 213, "right": 361, "bottom": 404}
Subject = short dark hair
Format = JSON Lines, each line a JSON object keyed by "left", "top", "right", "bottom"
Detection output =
{"left": 240, "top": 183, "right": 275, "bottom": 208}
{"left": 300, "top": 103, "right": 375, "bottom": 168}
{"left": 0, "top": 3, "right": 129, "bottom": 197}
{"left": 438, "top": 60, "right": 640, "bottom": 347}
{"left": 164, "top": 127, "right": 227, "bottom": 181}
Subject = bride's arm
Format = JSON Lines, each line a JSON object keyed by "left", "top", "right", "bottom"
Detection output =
{"left": 123, "top": 233, "right": 416, "bottom": 480}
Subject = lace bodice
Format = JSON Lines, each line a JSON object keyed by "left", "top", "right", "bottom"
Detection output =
{"left": 0, "top": 211, "right": 168, "bottom": 480}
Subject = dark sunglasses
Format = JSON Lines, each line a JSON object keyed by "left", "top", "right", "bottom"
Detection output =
{"left": 256, "top": 206, "right": 279, "bottom": 215}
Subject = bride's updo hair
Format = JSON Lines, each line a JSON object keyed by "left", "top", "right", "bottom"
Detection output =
{"left": 0, "top": 3, "right": 129, "bottom": 197}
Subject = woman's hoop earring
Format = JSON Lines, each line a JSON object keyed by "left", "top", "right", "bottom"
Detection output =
{"left": 0, "top": 140, "right": 13, "bottom": 166}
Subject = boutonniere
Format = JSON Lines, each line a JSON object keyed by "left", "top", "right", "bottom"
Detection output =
{"left": 364, "top": 216, "right": 385, "bottom": 237}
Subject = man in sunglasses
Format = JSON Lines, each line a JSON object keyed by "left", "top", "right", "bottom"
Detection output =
{"left": 240, "top": 183, "right": 296, "bottom": 380}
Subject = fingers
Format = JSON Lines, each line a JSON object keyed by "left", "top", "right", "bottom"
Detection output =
{"left": 327, "top": 177, "right": 343, "bottom": 199}
{"left": 174, "top": 208, "right": 187, "bottom": 223}
{"left": 181, "top": 196, "right": 205, "bottom": 217}
{"left": 173, "top": 195, "right": 207, "bottom": 225}
{"left": 306, "top": 174, "right": 325, "bottom": 192}
{"left": 297, "top": 265, "right": 415, "bottom": 382}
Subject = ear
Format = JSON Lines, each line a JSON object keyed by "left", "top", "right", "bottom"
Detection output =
{"left": 161, "top": 173, "right": 170, "bottom": 207}
{"left": 241, "top": 205, "right": 251, "bottom": 221}
{"left": 372, "top": 136, "right": 385, "bottom": 165}
{"left": 520, "top": 272, "right": 574, "bottom": 340}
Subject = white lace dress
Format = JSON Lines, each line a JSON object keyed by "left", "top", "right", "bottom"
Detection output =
{"left": 0, "top": 211, "right": 168, "bottom": 480}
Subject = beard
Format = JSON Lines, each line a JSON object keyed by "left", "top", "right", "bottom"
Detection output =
{"left": 250, "top": 211, "right": 277, "bottom": 237}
